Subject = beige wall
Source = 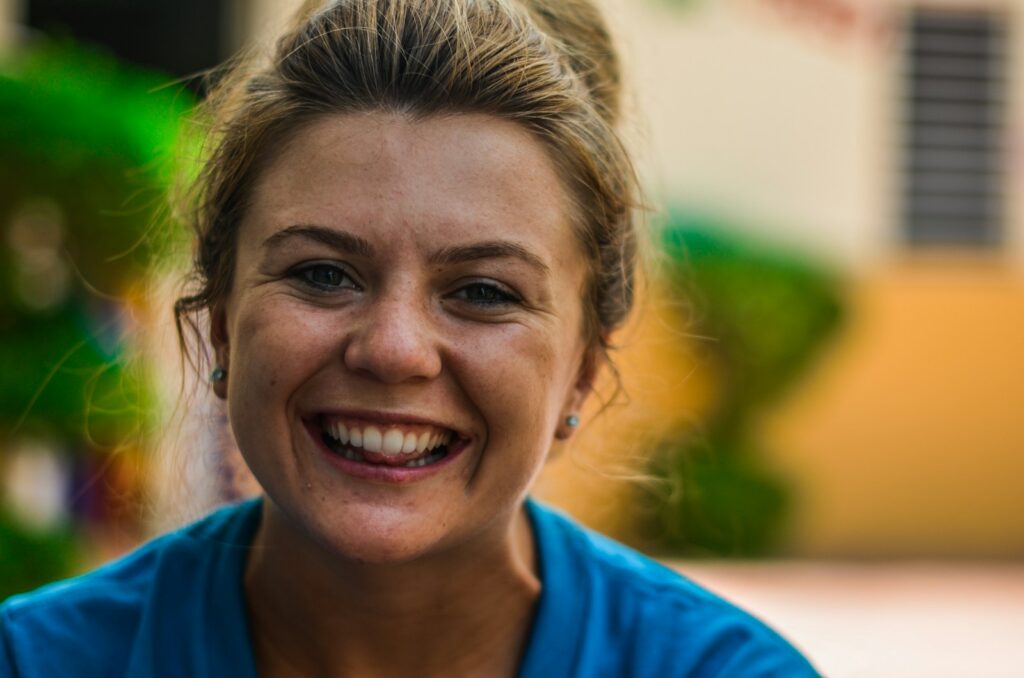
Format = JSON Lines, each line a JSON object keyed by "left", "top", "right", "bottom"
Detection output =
{"left": 235, "top": 0, "right": 303, "bottom": 50}
{"left": 0, "top": 0, "right": 23, "bottom": 52}
{"left": 607, "top": 0, "right": 892, "bottom": 267}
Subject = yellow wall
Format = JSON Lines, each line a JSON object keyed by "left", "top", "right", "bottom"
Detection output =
{"left": 764, "top": 258, "right": 1024, "bottom": 557}
{"left": 540, "top": 261, "right": 1024, "bottom": 558}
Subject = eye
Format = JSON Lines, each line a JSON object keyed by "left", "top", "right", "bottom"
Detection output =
{"left": 291, "top": 263, "right": 359, "bottom": 291}
{"left": 451, "top": 281, "right": 521, "bottom": 307}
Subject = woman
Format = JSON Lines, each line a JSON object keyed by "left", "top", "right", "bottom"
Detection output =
{"left": 1, "top": 1, "right": 817, "bottom": 676}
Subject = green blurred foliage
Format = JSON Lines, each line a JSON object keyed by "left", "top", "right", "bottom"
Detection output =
{"left": 662, "top": 216, "right": 845, "bottom": 430}
{"left": 0, "top": 510, "right": 80, "bottom": 600}
{"left": 0, "top": 42, "right": 194, "bottom": 592}
{"left": 640, "top": 210, "right": 844, "bottom": 557}
{"left": 0, "top": 41, "right": 193, "bottom": 441}
{"left": 2, "top": 308, "right": 147, "bottom": 444}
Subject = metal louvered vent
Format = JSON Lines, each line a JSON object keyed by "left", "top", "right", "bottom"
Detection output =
{"left": 903, "top": 10, "right": 1007, "bottom": 246}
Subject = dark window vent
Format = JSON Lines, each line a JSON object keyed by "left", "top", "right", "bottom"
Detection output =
{"left": 902, "top": 9, "right": 1007, "bottom": 246}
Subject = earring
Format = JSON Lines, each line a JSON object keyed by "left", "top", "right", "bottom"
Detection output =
{"left": 210, "top": 366, "right": 227, "bottom": 382}
{"left": 565, "top": 414, "right": 579, "bottom": 428}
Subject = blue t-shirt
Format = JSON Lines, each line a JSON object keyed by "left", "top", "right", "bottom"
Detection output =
{"left": 0, "top": 498, "right": 817, "bottom": 677}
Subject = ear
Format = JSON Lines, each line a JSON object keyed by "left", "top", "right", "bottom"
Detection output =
{"left": 209, "top": 303, "right": 230, "bottom": 400}
{"left": 555, "top": 344, "right": 603, "bottom": 440}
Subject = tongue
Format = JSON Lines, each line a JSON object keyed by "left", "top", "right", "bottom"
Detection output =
{"left": 359, "top": 447, "right": 437, "bottom": 466}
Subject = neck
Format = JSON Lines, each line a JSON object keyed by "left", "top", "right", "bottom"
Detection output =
{"left": 244, "top": 498, "right": 540, "bottom": 678}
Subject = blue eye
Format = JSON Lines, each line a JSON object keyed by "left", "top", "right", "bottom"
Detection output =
{"left": 293, "top": 263, "right": 357, "bottom": 291}
{"left": 455, "top": 282, "right": 520, "bottom": 307}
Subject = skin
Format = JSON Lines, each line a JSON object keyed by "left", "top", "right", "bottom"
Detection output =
{"left": 211, "top": 111, "right": 599, "bottom": 677}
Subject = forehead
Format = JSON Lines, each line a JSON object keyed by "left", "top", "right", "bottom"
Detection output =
{"left": 244, "top": 111, "right": 580, "bottom": 262}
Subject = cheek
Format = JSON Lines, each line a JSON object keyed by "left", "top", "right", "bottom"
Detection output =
{"left": 451, "top": 323, "right": 573, "bottom": 446}
{"left": 226, "top": 298, "right": 337, "bottom": 428}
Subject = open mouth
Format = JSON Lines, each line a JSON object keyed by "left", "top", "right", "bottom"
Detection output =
{"left": 318, "top": 414, "right": 459, "bottom": 469}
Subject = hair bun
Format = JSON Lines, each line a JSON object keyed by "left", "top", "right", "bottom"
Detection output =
{"left": 521, "top": 0, "right": 622, "bottom": 125}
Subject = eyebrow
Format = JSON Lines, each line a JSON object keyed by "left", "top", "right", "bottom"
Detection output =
{"left": 262, "top": 225, "right": 375, "bottom": 257}
{"left": 263, "top": 224, "right": 550, "bottom": 274}
{"left": 429, "top": 241, "right": 550, "bottom": 275}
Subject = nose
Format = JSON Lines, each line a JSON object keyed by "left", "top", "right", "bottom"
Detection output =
{"left": 342, "top": 291, "right": 443, "bottom": 384}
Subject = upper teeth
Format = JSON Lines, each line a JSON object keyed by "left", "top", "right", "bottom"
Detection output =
{"left": 325, "top": 420, "right": 452, "bottom": 456}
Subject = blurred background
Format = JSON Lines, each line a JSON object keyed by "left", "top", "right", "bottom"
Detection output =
{"left": 1, "top": 0, "right": 1022, "bottom": 674}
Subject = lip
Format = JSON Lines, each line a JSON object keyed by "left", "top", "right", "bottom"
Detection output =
{"left": 301, "top": 414, "right": 469, "bottom": 485}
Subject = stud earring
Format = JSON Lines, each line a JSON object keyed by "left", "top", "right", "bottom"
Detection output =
{"left": 210, "top": 366, "right": 227, "bottom": 382}
{"left": 565, "top": 415, "right": 579, "bottom": 428}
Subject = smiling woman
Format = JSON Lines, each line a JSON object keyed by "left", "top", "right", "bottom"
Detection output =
{"left": 0, "top": 1, "right": 817, "bottom": 676}
{"left": 221, "top": 112, "right": 591, "bottom": 569}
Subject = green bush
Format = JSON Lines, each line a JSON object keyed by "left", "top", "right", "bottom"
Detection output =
{"left": 0, "top": 510, "right": 80, "bottom": 599}
{"left": 0, "top": 42, "right": 193, "bottom": 589}
{"left": 639, "top": 210, "right": 844, "bottom": 557}
{"left": 0, "top": 41, "right": 192, "bottom": 440}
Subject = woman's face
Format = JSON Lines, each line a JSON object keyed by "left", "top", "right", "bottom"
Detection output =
{"left": 213, "top": 112, "right": 595, "bottom": 563}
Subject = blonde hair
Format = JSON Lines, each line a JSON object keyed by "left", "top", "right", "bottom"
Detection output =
{"left": 175, "top": 0, "right": 639, "bottom": 360}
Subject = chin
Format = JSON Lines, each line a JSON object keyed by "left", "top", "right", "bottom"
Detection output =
{"left": 282, "top": 495, "right": 460, "bottom": 566}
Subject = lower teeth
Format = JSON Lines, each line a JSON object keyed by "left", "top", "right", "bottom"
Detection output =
{"left": 340, "top": 448, "right": 365, "bottom": 462}
{"left": 404, "top": 448, "right": 446, "bottom": 468}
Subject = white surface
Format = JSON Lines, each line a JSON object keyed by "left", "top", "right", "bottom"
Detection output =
{"left": 672, "top": 562, "right": 1024, "bottom": 678}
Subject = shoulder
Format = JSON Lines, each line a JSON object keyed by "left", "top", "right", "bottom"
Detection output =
{"left": 0, "top": 499, "right": 259, "bottom": 678}
{"left": 527, "top": 500, "right": 818, "bottom": 677}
